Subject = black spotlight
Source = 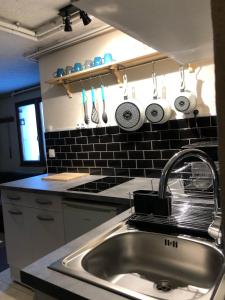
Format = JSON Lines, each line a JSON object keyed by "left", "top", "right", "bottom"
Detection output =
{"left": 59, "top": 5, "right": 79, "bottom": 32}
{"left": 64, "top": 13, "right": 72, "bottom": 32}
{"left": 79, "top": 10, "right": 92, "bottom": 26}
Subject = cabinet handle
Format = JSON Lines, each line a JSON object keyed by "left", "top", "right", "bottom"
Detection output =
{"left": 35, "top": 199, "right": 52, "bottom": 205}
{"left": 36, "top": 215, "right": 55, "bottom": 221}
{"left": 64, "top": 203, "right": 117, "bottom": 213}
{"left": 8, "top": 209, "right": 22, "bottom": 215}
{"left": 7, "top": 195, "right": 21, "bottom": 201}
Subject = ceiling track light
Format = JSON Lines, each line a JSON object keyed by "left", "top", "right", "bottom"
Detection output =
{"left": 59, "top": 4, "right": 79, "bottom": 32}
{"left": 64, "top": 13, "right": 72, "bottom": 32}
{"left": 79, "top": 10, "right": 92, "bottom": 26}
{"left": 59, "top": 5, "right": 92, "bottom": 32}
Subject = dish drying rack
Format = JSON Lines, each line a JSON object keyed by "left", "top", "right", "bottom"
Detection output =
{"left": 128, "top": 161, "right": 217, "bottom": 238}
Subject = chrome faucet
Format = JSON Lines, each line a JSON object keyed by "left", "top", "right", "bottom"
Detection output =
{"left": 158, "top": 148, "right": 222, "bottom": 246}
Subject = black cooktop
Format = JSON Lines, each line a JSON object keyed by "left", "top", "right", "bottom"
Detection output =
{"left": 68, "top": 176, "right": 134, "bottom": 193}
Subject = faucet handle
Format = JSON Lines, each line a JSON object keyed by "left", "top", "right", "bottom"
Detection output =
{"left": 208, "top": 214, "right": 222, "bottom": 246}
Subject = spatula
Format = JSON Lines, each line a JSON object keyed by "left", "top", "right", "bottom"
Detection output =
{"left": 82, "top": 88, "right": 89, "bottom": 125}
{"left": 101, "top": 85, "right": 108, "bottom": 123}
{"left": 91, "top": 86, "right": 99, "bottom": 124}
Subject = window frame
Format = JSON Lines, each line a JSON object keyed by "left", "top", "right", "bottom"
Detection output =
{"left": 15, "top": 98, "right": 45, "bottom": 167}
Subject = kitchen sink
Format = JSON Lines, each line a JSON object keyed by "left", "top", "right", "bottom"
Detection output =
{"left": 49, "top": 222, "right": 224, "bottom": 300}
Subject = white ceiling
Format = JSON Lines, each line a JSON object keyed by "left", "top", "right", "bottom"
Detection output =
{"left": 0, "top": 0, "right": 109, "bottom": 94}
{"left": 0, "top": 0, "right": 70, "bottom": 29}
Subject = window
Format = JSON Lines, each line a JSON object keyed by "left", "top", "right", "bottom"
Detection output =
{"left": 15, "top": 98, "right": 45, "bottom": 166}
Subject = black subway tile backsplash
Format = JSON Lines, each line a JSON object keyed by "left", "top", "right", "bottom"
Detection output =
{"left": 144, "top": 151, "right": 161, "bottom": 159}
{"left": 83, "top": 160, "right": 95, "bottom": 167}
{"left": 90, "top": 168, "right": 102, "bottom": 175}
{"left": 82, "top": 144, "right": 94, "bottom": 152}
{"left": 107, "top": 143, "right": 120, "bottom": 151}
{"left": 122, "top": 160, "right": 136, "bottom": 168}
{"left": 67, "top": 153, "right": 77, "bottom": 160}
{"left": 88, "top": 136, "right": 99, "bottom": 144}
{"left": 115, "top": 168, "right": 129, "bottom": 177}
{"left": 108, "top": 160, "right": 121, "bottom": 168}
{"left": 137, "top": 160, "right": 152, "bottom": 169}
{"left": 114, "top": 151, "right": 128, "bottom": 159}
{"left": 89, "top": 152, "right": 100, "bottom": 159}
{"left": 129, "top": 169, "right": 145, "bottom": 177}
{"left": 152, "top": 140, "right": 170, "bottom": 150}
{"left": 70, "top": 129, "right": 81, "bottom": 137}
{"left": 77, "top": 152, "right": 88, "bottom": 159}
{"left": 60, "top": 130, "right": 70, "bottom": 138}
{"left": 129, "top": 151, "right": 144, "bottom": 159}
{"left": 65, "top": 138, "right": 75, "bottom": 145}
{"left": 161, "top": 130, "right": 179, "bottom": 140}
{"left": 93, "top": 127, "right": 106, "bottom": 135}
{"left": 106, "top": 126, "right": 120, "bottom": 134}
{"left": 94, "top": 144, "right": 106, "bottom": 151}
{"left": 102, "top": 168, "right": 115, "bottom": 176}
{"left": 71, "top": 145, "right": 82, "bottom": 152}
{"left": 72, "top": 160, "right": 83, "bottom": 167}
{"left": 100, "top": 135, "right": 112, "bottom": 143}
{"left": 46, "top": 118, "right": 218, "bottom": 177}
{"left": 101, "top": 152, "right": 114, "bottom": 159}
{"left": 95, "top": 160, "right": 107, "bottom": 167}
{"left": 179, "top": 128, "right": 199, "bottom": 139}
{"left": 76, "top": 137, "right": 87, "bottom": 144}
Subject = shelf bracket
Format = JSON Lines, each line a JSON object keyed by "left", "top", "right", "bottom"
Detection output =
{"left": 110, "top": 65, "right": 123, "bottom": 85}
{"left": 62, "top": 82, "right": 73, "bottom": 98}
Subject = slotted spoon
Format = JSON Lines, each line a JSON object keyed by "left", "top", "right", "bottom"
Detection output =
{"left": 91, "top": 86, "right": 99, "bottom": 124}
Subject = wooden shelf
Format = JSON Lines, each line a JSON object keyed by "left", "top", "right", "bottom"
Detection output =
{"left": 46, "top": 52, "right": 167, "bottom": 98}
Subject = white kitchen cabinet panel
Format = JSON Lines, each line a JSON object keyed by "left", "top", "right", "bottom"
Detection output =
{"left": 2, "top": 203, "right": 34, "bottom": 269}
{"left": 30, "top": 207, "right": 65, "bottom": 260}
{"left": 74, "top": 0, "right": 213, "bottom": 63}
{"left": 2, "top": 190, "right": 62, "bottom": 212}
{"left": 63, "top": 201, "right": 118, "bottom": 243}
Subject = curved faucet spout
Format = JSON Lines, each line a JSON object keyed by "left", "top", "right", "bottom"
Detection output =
{"left": 158, "top": 148, "right": 220, "bottom": 214}
{"left": 158, "top": 148, "right": 222, "bottom": 245}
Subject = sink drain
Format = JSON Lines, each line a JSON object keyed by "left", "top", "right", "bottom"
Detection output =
{"left": 155, "top": 280, "right": 173, "bottom": 292}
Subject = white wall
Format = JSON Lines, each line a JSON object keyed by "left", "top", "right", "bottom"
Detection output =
{"left": 39, "top": 30, "right": 216, "bottom": 132}
{"left": 0, "top": 89, "right": 46, "bottom": 173}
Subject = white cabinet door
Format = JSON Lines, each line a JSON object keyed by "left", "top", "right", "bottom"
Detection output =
{"left": 2, "top": 203, "right": 34, "bottom": 268}
{"left": 63, "top": 201, "right": 118, "bottom": 243}
{"left": 30, "top": 207, "right": 65, "bottom": 261}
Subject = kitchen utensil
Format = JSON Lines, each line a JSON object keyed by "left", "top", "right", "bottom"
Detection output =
{"left": 82, "top": 88, "right": 89, "bottom": 125}
{"left": 115, "top": 74, "right": 145, "bottom": 131}
{"left": 53, "top": 68, "right": 65, "bottom": 77}
{"left": 145, "top": 70, "right": 171, "bottom": 124}
{"left": 91, "top": 87, "right": 99, "bottom": 124}
{"left": 84, "top": 59, "right": 93, "bottom": 69}
{"left": 65, "top": 66, "right": 73, "bottom": 75}
{"left": 93, "top": 56, "right": 103, "bottom": 67}
{"left": 42, "top": 173, "right": 88, "bottom": 182}
{"left": 101, "top": 85, "right": 108, "bottom": 123}
{"left": 103, "top": 53, "right": 113, "bottom": 64}
{"left": 74, "top": 63, "right": 83, "bottom": 72}
{"left": 174, "top": 66, "right": 197, "bottom": 113}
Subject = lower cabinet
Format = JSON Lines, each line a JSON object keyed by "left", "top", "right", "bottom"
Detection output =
{"left": 1, "top": 189, "right": 125, "bottom": 283}
{"left": 63, "top": 200, "right": 119, "bottom": 242}
{"left": 2, "top": 191, "right": 65, "bottom": 282}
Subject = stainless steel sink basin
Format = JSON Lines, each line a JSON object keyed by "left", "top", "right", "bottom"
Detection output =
{"left": 50, "top": 223, "right": 224, "bottom": 300}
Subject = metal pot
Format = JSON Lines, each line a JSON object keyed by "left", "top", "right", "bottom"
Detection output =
{"left": 145, "top": 70, "right": 172, "bottom": 124}
{"left": 115, "top": 74, "right": 145, "bottom": 131}
{"left": 174, "top": 66, "right": 197, "bottom": 114}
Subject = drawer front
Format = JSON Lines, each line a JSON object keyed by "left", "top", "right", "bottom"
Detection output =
{"left": 2, "top": 190, "right": 62, "bottom": 211}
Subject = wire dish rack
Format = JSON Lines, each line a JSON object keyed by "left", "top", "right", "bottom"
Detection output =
{"left": 128, "top": 161, "right": 216, "bottom": 238}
